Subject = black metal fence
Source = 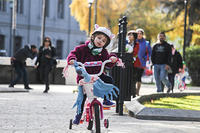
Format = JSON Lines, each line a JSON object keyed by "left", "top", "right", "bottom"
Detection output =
{"left": 110, "top": 16, "right": 136, "bottom": 115}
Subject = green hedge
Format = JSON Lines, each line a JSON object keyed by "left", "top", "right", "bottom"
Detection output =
{"left": 185, "top": 46, "right": 200, "bottom": 86}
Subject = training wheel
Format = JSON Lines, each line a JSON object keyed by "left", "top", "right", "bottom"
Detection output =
{"left": 69, "top": 119, "right": 73, "bottom": 129}
{"left": 104, "top": 119, "right": 109, "bottom": 128}
{"left": 87, "top": 119, "right": 93, "bottom": 130}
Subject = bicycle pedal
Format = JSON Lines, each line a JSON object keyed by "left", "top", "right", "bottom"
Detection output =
{"left": 80, "top": 120, "right": 84, "bottom": 124}
{"left": 103, "top": 107, "right": 111, "bottom": 110}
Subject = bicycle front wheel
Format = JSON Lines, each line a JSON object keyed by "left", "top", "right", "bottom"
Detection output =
{"left": 93, "top": 103, "right": 101, "bottom": 133}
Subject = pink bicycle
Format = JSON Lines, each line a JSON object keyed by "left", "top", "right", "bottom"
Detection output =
{"left": 69, "top": 60, "right": 119, "bottom": 133}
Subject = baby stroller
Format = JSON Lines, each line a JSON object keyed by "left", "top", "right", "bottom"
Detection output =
{"left": 175, "top": 71, "right": 187, "bottom": 91}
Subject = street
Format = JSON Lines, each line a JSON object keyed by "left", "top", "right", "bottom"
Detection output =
{"left": 0, "top": 84, "right": 200, "bottom": 133}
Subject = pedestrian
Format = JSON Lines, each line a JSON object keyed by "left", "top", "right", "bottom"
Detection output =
{"left": 126, "top": 30, "right": 138, "bottom": 97}
{"left": 151, "top": 32, "right": 172, "bottom": 93}
{"left": 134, "top": 28, "right": 152, "bottom": 96}
{"left": 35, "top": 37, "right": 56, "bottom": 93}
{"left": 168, "top": 44, "right": 183, "bottom": 93}
{"left": 66, "top": 24, "right": 118, "bottom": 125}
{"left": 125, "top": 30, "right": 137, "bottom": 53}
{"left": 9, "top": 45, "right": 38, "bottom": 90}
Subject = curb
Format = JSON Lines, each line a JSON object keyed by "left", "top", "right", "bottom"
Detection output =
{"left": 125, "top": 92, "right": 200, "bottom": 121}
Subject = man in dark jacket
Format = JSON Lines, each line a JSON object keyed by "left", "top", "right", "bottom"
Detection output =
{"left": 151, "top": 32, "right": 172, "bottom": 93}
{"left": 168, "top": 44, "right": 183, "bottom": 92}
{"left": 9, "top": 45, "right": 38, "bottom": 90}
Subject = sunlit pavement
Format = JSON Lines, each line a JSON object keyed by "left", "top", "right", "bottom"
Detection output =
{"left": 0, "top": 84, "right": 200, "bottom": 133}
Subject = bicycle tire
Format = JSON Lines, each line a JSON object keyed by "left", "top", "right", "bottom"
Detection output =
{"left": 94, "top": 103, "right": 101, "bottom": 133}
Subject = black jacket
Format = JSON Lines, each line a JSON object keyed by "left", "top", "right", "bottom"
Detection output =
{"left": 14, "top": 45, "right": 36, "bottom": 63}
{"left": 170, "top": 50, "right": 183, "bottom": 74}
{"left": 35, "top": 46, "right": 56, "bottom": 66}
{"left": 151, "top": 41, "right": 172, "bottom": 66}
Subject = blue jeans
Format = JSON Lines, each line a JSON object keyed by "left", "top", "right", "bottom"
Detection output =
{"left": 154, "top": 64, "right": 171, "bottom": 92}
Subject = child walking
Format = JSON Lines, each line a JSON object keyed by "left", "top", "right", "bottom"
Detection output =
{"left": 67, "top": 24, "right": 118, "bottom": 124}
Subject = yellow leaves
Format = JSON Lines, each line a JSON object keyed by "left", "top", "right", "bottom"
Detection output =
{"left": 191, "top": 24, "right": 200, "bottom": 45}
{"left": 70, "top": 0, "right": 130, "bottom": 35}
{"left": 69, "top": 0, "right": 198, "bottom": 46}
{"left": 166, "top": 11, "right": 185, "bottom": 41}
{"left": 70, "top": 0, "right": 90, "bottom": 31}
{"left": 191, "top": 24, "right": 200, "bottom": 34}
{"left": 167, "top": 14, "right": 200, "bottom": 45}
{"left": 126, "top": 0, "right": 167, "bottom": 41}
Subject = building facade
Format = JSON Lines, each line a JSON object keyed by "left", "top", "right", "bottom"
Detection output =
{"left": 0, "top": 0, "right": 86, "bottom": 59}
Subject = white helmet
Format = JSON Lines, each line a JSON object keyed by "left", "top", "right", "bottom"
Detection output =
{"left": 136, "top": 28, "right": 144, "bottom": 34}
{"left": 127, "top": 30, "right": 137, "bottom": 35}
{"left": 92, "top": 24, "right": 115, "bottom": 47}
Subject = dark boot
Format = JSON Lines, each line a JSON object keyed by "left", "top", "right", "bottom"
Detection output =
{"left": 9, "top": 84, "right": 14, "bottom": 88}
{"left": 24, "top": 86, "right": 33, "bottom": 90}
{"left": 43, "top": 86, "right": 49, "bottom": 93}
{"left": 24, "top": 85, "right": 33, "bottom": 90}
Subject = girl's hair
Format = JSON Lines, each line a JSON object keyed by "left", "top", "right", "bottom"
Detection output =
{"left": 91, "top": 32, "right": 110, "bottom": 48}
{"left": 43, "top": 37, "right": 52, "bottom": 47}
{"left": 127, "top": 31, "right": 138, "bottom": 40}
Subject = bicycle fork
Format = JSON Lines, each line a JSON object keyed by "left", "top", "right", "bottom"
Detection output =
{"left": 89, "top": 98, "right": 103, "bottom": 120}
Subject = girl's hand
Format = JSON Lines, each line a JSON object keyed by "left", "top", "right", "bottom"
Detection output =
{"left": 109, "top": 56, "right": 118, "bottom": 63}
{"left": 69, "top": 60, "right": 75, "bottom": 65}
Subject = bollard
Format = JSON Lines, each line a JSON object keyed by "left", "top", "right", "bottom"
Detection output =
{"left": 113, "top": 16, "right": 128, "bottom": 115}
{"left": 111, "top": 16, "right": 136, "bottom": 115}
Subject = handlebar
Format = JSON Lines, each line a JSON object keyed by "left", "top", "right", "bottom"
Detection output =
{"left": 75, "top": 60, "right": 112, "bottom": 77}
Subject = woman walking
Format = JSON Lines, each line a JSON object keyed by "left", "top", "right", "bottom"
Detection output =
{"left": 35, "top": 37, "right": 56, "bottom": 93}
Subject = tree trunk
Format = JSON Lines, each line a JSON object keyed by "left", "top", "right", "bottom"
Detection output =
{"left": 186, "top": 28, "right": 193, "bottom": 47}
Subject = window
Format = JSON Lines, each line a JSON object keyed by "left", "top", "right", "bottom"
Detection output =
{"left": 0, "top": 35, "right": 5, "bottom": 49}
{"left": 0, "top": 35, "right": 6, "bottom": 56}
{"left": 57, "top": 0, "right": 64, "bottom": 19}
{"left": 56, "top": 40, "right": 63, "bottom": 59}
{"left": 45, "top": 0, "right": 49, "bottom": 17}
{"left": 14, "top": 36, "right": 22, "bottom": 53}
{"left": 0, "top": 0, "right": 6, "bottom": 12}
{"left": 17, "top": 0, "right": 23, "bottom": 14}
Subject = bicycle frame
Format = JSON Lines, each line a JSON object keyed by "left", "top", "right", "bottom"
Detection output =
{"left": 75, "top": 60, "right": 112, "bottom": 120}
{"left": 72, "top": 60, "right": 118, "bottom": 132}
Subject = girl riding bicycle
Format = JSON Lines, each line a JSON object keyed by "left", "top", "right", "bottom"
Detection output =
{"left": 66, "top": 24, "right": 118, "bottom": 125}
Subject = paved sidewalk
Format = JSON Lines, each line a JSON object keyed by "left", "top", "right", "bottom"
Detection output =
{"left": 0, "top": 84, "right": 200, "bottom": 133}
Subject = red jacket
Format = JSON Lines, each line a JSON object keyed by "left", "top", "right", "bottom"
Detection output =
{"left": 133, "top": 42, "right": 143, "bottom": 68}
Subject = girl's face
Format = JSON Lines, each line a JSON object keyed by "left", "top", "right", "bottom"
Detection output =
{"left": 93, "top": 34, "right": 108, "bottom": 48}
{"left": 137, "top": 31, "right": 143, "bottom": 40}
{"left": 44, "top": 40, "right": 50, "bottom": 47}
{"left": 128, "top": 34, "right": 134, "bottom": 42}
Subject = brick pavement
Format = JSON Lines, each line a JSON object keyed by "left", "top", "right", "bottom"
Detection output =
{"left": 0, "top": 84, "right": 200, "bottom": 133}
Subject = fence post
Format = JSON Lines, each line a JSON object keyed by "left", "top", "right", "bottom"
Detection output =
{"left": 118, "top": 16, "right": 127, "bottom": 116}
